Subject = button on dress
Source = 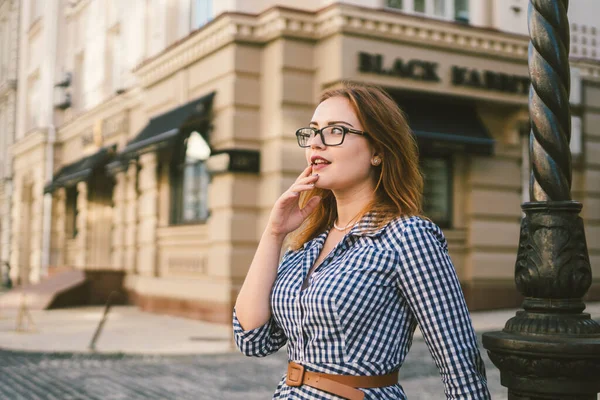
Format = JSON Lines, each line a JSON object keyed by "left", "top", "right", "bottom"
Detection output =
{"left": 233, "top": 214, "right": 491, "bottom": 399}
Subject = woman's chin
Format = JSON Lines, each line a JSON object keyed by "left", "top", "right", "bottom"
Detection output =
{"left": 314, "top": 181, "right": 335, "bottom": 191}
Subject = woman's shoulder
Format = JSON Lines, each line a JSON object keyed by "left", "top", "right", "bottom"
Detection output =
{"left": 383, "top": 215, "right": 448, "bottom": 250}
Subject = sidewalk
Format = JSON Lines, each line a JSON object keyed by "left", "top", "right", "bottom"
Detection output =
{"left": 0, "top": 303, "right": 599, "bottom": 355}
{"left": 0, "top": 306, "right": 231, "bottom": 355}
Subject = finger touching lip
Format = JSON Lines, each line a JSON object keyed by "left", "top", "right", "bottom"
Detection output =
{"left": 311, "top": 163, "right": 329, "bottom": 171}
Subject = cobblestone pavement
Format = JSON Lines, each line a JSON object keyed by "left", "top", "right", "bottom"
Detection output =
{"left": 0, "top": 334, "right": 512, "bottom": 400}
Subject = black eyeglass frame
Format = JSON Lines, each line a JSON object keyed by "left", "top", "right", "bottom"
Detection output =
{"left": 295, "top": 125, "right": 369, "bottom": 147}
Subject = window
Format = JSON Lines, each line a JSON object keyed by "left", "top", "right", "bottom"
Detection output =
{"left": 388, "top": 0, "right": 403, "bottom": 9}
{"left": 147, "top": 0, "right": 167, "bottom": 57}
{"left": 73, "top": 53, "right": 85, "bottom": 110}
{"left": 421, "top": 157, "right": 452, "bottom": 228}
{"left": 106, "top": 32, "right": 122, "bottom": 94}
{"left": 105, "top": 0, "right": 123, "bottom": 93}
{"left": 387, "top": 0, "right": 468, "bottom": 22}
{"left": 454, "top": 0, "right": 469, "bottom": 22}
{"left": 0, "top": 107, "right": 5, "bottom": 177}
{"left": 414, "top": 0, "right": 425, "bottom": 13}
{"left": 66, "top": 186, "right": 78, "bottom": 238}
{"left": 192, "top": 0, "right": 212, "bottom": 29}
{"left": 0, "top": 20, "right": 8, "bottom": 80}
{"left": 171, "top": 131, "right": 211, "bottom": 223}
{"left": 433, "top": 0, "right": 445, "bottom": 17}
{"left": 26, "top": 74, "right": 41, "bottom": 130}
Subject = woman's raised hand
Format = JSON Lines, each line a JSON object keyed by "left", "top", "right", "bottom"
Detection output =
{"left": 266, "top": 166, "right": 321, "bottom": 238}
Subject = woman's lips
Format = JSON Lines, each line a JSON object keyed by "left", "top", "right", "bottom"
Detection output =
{"left": 311, "top": 163, "right": 329, "bottom": 171}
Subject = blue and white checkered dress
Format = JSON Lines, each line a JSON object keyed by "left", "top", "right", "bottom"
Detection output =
{"left": 233, "top": 214, "right": 491, "bottom": 399}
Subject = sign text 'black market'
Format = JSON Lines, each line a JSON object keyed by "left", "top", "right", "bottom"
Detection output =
{"left": 358, "top": 52, "right": 530, "bottom": 95}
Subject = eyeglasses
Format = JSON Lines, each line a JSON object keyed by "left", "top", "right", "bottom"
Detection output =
{"left": 295, "top": 125, "right": 368, "bottom": 147}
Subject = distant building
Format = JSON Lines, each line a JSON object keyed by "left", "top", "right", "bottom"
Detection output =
{"left": 0, "top": 0, "right": 20, "bottom": 285}
{"left": 6, "top": 0, "right": 600, "bottom": 322}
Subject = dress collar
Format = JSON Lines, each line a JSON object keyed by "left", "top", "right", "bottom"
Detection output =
{"left": 347, "top": 211, "right": 394, "bottom": 238}
{"left": 302, "top": 229, "right": 329, "bottom": 250}
{"left": 301, "top": 212, "right": 400, "bottom": 250}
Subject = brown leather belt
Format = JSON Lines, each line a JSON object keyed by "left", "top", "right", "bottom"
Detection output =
{"left": 285, "top": 361, "right": 398, "bottom": 400}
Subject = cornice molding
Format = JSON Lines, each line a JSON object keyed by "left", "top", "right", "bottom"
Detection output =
{"left": 135, "top": 4, "right": 531, "bottom": 89}
{"left": 320, "top": 5, "right": 528, "bottom": 59}
{"left": 10, "top": 128, "right": 48, "bottom": 157}
{"left": 135, "top": 13, "right": 257, "bottom": 88}
{"left": 570, "top": 59, "right": 600, "bottom": 82}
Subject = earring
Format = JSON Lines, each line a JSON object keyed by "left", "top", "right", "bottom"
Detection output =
{"left": 372, "top": 157, "right": 381, "bottom": 166}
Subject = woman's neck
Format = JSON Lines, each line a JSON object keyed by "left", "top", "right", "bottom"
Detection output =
{"left": 333, "top": 184, "right": 376, "bottom": 228}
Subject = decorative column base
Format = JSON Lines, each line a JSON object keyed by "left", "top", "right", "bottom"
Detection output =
{"left": 483, "top": 201, "right": 600, "bottom": 399}
{"left": 484, "top": 331, "right": 600, "bottom": 399}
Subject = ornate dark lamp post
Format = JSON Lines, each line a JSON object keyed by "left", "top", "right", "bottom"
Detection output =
{"left": 482, "top": 1, "right": 600, "bottom": 399}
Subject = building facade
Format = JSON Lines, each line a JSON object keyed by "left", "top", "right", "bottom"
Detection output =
{"left": 7, "top": 0, "right": 600, "bottom": 323}
{"left": 0, "top": 0, "right": 20, "bottom": 285}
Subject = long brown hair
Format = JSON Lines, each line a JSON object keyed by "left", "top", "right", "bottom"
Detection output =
{"left": 288, "top": 82, "right": 424, "bottom": 250}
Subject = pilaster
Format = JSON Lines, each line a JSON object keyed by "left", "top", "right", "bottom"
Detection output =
{"left": 28, "top": 173, "right": 44, "bottom": 282}
{"left": 7, "top": 0, "right": 21, "bottom": 82}
{"left": 111, "top": 170, "right": 127, "bottom": 269}
{"left": 0, "top": 178, "right": 11, "bottom": 265}
{"left": 207, "top": 173, "right": 260, "bottom": 296}
{"left": 124, "top": 160, "right": 138, "bottom": 273}
{"left": 74, "top": 181, "right": 88, "bottom": 268}
{"left": 8, "top": 175, "right": 20, "bottom": 282}
{"left": 136, "top": 152, "right": 158, "bottom": 277}
{"left": 50, "top": 187, "right": 66, "bottom": 266}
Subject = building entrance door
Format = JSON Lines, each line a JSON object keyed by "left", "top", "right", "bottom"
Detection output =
{"left": 86, "top": 172, "right": 114, "bottom": 268}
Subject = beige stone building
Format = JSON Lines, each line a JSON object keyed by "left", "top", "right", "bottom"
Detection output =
{"left": 6, "top": 0, "right": 600, "bottom": 323}
{"left": 0, "top": 0, "right": 19, "bottom": 284}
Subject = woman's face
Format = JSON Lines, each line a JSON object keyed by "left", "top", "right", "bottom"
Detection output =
{"left": 305, "top": 96, "right": 376, "bottom": 192}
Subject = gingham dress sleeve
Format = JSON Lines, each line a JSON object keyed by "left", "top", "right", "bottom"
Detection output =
{"left": 232, "top": 308, "right": 287, "bottom": 357}
{"left": 232, "top": 248, "right": 296, "bottom": 357}
{"left": 395, "top": 220, "right": 491, "bottom": 399}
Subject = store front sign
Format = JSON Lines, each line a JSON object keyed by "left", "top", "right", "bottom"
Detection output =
{"left": 207, "top": 149, "right": 260, "bottom": 174}
{"left": 358, "top": 52, "right": 529, "bottom": 95}
{"left": 358, "top": 52, "right": 440, "bottom": 82}
{"left": 451, "top": 66, "right": 529, "bottom": 95}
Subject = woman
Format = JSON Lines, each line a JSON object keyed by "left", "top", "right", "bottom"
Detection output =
{"left": 233, "top": 82, "right": 490, "bottom": 399}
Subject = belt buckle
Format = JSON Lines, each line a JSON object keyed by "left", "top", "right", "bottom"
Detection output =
{"left": 286, "top": 363, "right": 305, "bottom": 387}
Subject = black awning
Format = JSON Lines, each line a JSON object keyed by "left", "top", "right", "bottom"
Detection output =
{"left": 44, "top": 145, "right": 116, "bottom": 193}
{"left": 395, "top": 96, "right": 494, "bottom": 156}
{"left": 120, "top": 92, "right": 215, "bottom": 158}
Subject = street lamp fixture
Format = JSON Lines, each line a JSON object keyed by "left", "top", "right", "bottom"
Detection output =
{"left": 482, "top": 1, "right": 600, "bottom": 398}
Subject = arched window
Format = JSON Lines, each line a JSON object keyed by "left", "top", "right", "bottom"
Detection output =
{"left": 171, "top": 130, "right": 211, "bottom": 224}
